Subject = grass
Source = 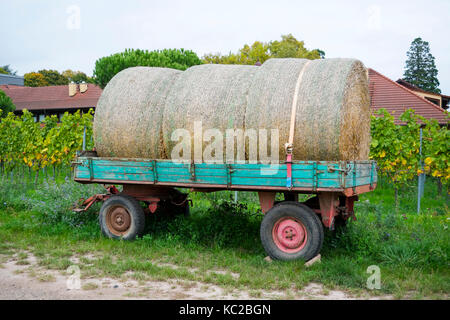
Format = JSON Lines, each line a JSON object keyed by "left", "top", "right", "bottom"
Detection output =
{"left": 82, "top": 282, "right": 99, "bottom": 290}
{"left": 0, "top": 173, "right": 448, "bottom": 299}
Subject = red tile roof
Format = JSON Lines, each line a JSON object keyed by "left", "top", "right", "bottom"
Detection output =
{"left": 395, "top": 79, "right": 450, "bottom": 109}
{"left": 0, "top": 84, "right": 102, "bottom": 111}
{"left": 368, "top": 68, "right": 448, "bottom": 125}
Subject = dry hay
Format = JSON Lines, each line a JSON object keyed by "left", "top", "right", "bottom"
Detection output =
{"left": 294, "top": 58, "right": 370, "bottom": 160}
{"left": 93, "top": 67, "right": 181, "bottom": 158}
{"left": 246, "top": 58, "right": 370, "bottom": 160}
{"left": 245, "top": 58, "right": 309, "bottom": 160}
{"left": 161, "top": 64, "right": 258, "bottom": 161}
{"left": 94, "top": 59, "right": 370, "bottom": 161}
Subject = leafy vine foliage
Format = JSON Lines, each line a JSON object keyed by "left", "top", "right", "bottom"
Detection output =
{"left": 0, "top": 109, "right": 94, "bottom": 174}
{"left": 370, "top": 108, "right": 449, "bottom": 190}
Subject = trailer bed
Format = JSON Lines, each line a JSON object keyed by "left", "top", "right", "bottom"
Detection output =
{"left": 73, "top": 157, "right": 377, "bottom": 196}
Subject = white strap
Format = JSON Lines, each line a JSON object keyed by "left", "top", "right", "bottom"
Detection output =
{"left": 286, "top": 60, "right": 312, "bottom": 153}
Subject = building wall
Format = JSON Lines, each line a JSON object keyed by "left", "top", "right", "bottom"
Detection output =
{"left": 413, "top": 91, "right": 442, "bottom": 108}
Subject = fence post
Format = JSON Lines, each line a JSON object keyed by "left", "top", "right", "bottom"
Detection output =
{"left": 417, "top": 127, "right": 425, "bottom": 214}
{"left": 82, "top": 126, "right": 86, "bottom": 151}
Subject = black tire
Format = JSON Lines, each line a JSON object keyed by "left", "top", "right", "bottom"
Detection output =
{"left": 99, "top": 194, "right": 145, "bottom": 240}
{"left": 159, "top": 190, "right": 190, "bottom": 217}
{"left": 157, "top": 200, "right": 190, "bottom": 218}
{"left": 260, "top": 202, "right": 324, "bottom": 261}
{"left": 183, "top": 203, "right": 190, "bottom": 217}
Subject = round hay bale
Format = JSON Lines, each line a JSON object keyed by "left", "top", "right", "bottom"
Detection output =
{"left": 93, "top": 67, "right": 181, "bottom": 158}
{"left": 246, "top": 58, "right": 370, "bottom": 160}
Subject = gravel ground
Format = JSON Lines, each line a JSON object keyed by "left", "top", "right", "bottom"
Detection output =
{"left": 0, "top": 253, "right": 391, "bottom": 300}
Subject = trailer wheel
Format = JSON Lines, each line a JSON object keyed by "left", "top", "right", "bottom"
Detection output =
{"left": 160, "top": 190, "right": 190, "bottom": 217}
{"left": 272, "top": 201, "right": 324, "bottom": 249}
{"left": 260, "top": 202, "right": 324, "bottom": 261}
{"left": 157, "top": 200, "right": 190, "bottom": 218}
{"left": 99, "top": 195, "right": 145, "bottom": 240}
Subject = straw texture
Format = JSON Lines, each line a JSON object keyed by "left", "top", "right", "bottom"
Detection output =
{"left": 93, "top": 67, "right": 181, "bottom": 158}
{"left": 162, "top": 64, "right": 257, "bottom": 160}
{"left": 94, "top": 59, "right": 370, "bottom": 161}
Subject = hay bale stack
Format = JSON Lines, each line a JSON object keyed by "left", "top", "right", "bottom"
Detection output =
{"left": 94, "top": 58, "right": 370, "bottom": 161}
{"left": 246, "top": 58, "right": 370, "bottom": 160}
{"left": 93, "top": 67, "right": 181, "bottom": 158}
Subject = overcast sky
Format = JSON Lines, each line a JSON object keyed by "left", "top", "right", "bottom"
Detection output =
{"left": 1, "top": 0, "right": 449, "bottom": 93}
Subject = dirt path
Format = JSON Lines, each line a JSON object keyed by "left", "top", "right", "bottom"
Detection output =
{"left": 0, "top": 253, "right": 391, "bottom": 300}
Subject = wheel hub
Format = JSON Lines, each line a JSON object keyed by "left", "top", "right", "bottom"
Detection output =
{"left": 107, "top": 206, "right": 131, "bottom": 235}
{"left": 273, "top": 217, "right": 307, "bottom": 253}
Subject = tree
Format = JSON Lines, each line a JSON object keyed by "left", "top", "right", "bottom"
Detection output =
{"left": 0, "top": 89, "right": 16, "bottom": 117}
{"left": 202, "top": 34, "right": 324, "bottom": 65}
{"left": 37, "top": 69, "right": 69, "bottom": 86}
{"left": 93, "top": 48, "right": 203, "bottom": 88}
{"left": 24, "top": 72, "right": 49, "bottom": 87}
{"left": 0, "top": 65, "right": 17, "bottom": 75}
{"left": 316, "top": 49, "right": 326, "bottom": 59}
{"left": 269, "top": 34, "right": 322, "bottom": 59}
{"left": 24, "top": 70, "right": 69, "bottom": 87}
{"left": 403, "top": 37, "right": 440, "bottom": 94}
{"left": 62, "top": 70, "right": 94, "bottom": 84}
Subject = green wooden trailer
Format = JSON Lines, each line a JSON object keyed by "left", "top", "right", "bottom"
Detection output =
{"left": 73, "top": 154, "right": 377, "bottom": 261}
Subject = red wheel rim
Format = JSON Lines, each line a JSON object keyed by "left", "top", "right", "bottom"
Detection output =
{"left": 272, "top": 217, "right": 307, "bottom": 253}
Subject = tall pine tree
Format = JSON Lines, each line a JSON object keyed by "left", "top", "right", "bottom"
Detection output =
{"left": 403, "top": 37, "right": 440, "bottom": 93}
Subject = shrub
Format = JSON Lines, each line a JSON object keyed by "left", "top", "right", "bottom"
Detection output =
{"left": 93, "top": 48, "right": 203, "bottom": 88}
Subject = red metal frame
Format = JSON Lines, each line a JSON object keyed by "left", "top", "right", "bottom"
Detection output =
{"left": 343, "top": 184, "right": 376, "bottom": 197}
{"left": 73, "top": 185, "right": 119, "bottom": 212}
{"left": 74, "top": 177, "right": 375, "bottom": 195}
{"left": 74, "top": 184, "right": 364, "bottom": 230}
{"left": 344, "top": 195, "right": 358, "bottom": 221}
{"left": 73, "top": 184, "right": 191, "bottom": 215}
{"left": 255, "top": 191, "right": 360, "bottom": 229}
{"left": 121, "top": 184, "right": 167, "bottom": 213}
{"left": 318, "top": 192, "right": 339, "bottom": 228}
{"left": 258, "top": 192, "right": 276, "bottom": 214}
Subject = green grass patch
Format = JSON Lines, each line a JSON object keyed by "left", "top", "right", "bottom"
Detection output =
{"left": 0, "top": 175, "right": 448, "bottom": 298}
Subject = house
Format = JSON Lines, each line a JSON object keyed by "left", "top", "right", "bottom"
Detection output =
{"left": 0, "top": 83, "right": 102, "bottom": 122}
{"left": 0, "top": 74, "right": 24, "bottom": 86}
{"left": 368, "top": 68, "right": 448, "bottom": 125}
{"left": 395, "top": 79, "right": 449, "bottom": 110}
